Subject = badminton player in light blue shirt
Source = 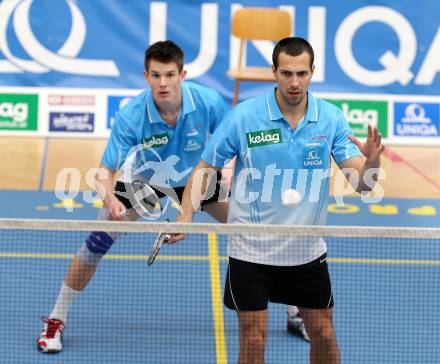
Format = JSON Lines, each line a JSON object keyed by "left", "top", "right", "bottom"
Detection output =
{"left": 101, "top": 80, "right": 227, "bottom": 189}
{"left": 174, "top": 37, "right": 385, "bottom": 363}
{"left": 38, "top": 40, "right": 229, "bottom": 354}
{"left": 204, "top": 89, "right": 360, "bottom": 231}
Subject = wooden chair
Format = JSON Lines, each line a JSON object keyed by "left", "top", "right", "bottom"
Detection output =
{"left": 227, "top": 8, "right": 291, "bottom": 104}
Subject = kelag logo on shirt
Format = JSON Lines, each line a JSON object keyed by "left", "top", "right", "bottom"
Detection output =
{"left": 246, "top": 128, "right": 282, "bottom": 148}
{"left": 142, "top": 133, "right": 169, "bottom": 148}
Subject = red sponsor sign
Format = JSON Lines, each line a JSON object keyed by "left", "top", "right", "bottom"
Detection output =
{"left": 48, "top": 95, "right": 95, "bottom": 106}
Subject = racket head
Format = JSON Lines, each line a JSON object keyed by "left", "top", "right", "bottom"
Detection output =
{"left": 120, "top": 143, "right": 172, "bottom": 220}
{"left": 126, "top": 180, "right": 164, "bottom": 220}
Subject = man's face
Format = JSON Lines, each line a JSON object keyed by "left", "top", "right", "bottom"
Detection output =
{"left": 144, "top": 60, "right": 186, "bottom": 106}
{"left": 273, "top": 51, "right": 314, "bottom": 107}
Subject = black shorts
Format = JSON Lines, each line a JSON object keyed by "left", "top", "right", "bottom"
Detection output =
{"left": 224, "top": 254, "right": 333, "bottom": 310}
{"left": 114, "top": 170, "right": 225, "bottom": 210}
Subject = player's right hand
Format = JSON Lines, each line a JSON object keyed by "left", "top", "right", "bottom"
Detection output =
{"left": 105, "top": 196, "right": 127, "bottom": 220}
{"left": 166, "top": 213, "right": 192, "bottom": 243}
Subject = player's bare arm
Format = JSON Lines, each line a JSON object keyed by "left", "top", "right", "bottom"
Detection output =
{"left": 94, "top": 165, "right": 126, "bottom": 220}
{"left": 168, "top": 160, "right": 218, "bottom": 243}
{"left": 339, "top": 125, "right": 385, "bottom": 193}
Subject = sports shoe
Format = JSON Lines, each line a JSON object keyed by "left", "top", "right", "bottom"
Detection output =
{"left": 287, "top": 313, "right": 310, "bottom": 342}
{"left": 37, "top": 316, "right": 65, "bottom": 353}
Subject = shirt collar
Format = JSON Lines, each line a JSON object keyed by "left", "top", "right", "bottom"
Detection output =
{"left": 266, "top": 87, "right": 318, "bottom": 123}
{"left": 181, "top": 83, "right": 196, "bottom": 116}
{"left": 266, "top": 88, "right": 284, "bottom": 121}
{"left": 305, "top": 91, "right": 318, "bottom": 123}
{"left": 146, "top": 82, "right": 196, "bottom": 124}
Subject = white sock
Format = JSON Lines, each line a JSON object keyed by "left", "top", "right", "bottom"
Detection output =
{"left": 49, "top": 282, "right": 80, "bottom": 323}
{"left": 287, "top": 305, "right": 299, "bottom": 318}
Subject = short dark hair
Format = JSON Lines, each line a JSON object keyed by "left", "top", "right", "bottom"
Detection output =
{"left": 144, "top": 40, "right": 184, "bottom": 72}
{"left": 272, "top": 37, "right": 314, "bottom": 69}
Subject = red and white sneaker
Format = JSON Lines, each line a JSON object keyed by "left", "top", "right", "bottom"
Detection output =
{"left": 37, "top": 317, "right": 65, "bottom": 353}
{"left": 287, "top": 313, "right": 310, "bottom": 342}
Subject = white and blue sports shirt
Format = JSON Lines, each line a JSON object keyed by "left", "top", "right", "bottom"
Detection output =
{"left": 202, "top": 89, "right": 360, "bottom": 265}
{"left": 102, "top": 81, "right": 229, "bottom": 188}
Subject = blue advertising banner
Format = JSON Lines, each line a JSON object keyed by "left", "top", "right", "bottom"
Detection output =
{"left": 49, "top": 112, "right": 94, "bottom": 132}
{"left": 0, "top": 0, "right": 439, "bottom": 101}
{"left": 393, "top": 102, "right": 440, "bottom": 137}
{"left": 107, "top": 95, "right": 135, "bottom": 129}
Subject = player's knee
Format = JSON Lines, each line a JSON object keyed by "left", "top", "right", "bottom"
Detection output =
{"left": 308, "top": 323, "right": 336, "bottom": 344}
{"left": 86, "top": 231, "right": 115, "bottom": 254}
{"left": 242, "top": 327, "right": 266, "bottom": 351}
{"left": 76, "top": 231, "right": 115, "bottom": 266}
{"left": 76, "top": 243, "right": 102, "bottom": 266}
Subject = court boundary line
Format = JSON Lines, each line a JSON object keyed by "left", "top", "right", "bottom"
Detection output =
{"left": 208, "top": 233, "right": 227, "bottom": 364}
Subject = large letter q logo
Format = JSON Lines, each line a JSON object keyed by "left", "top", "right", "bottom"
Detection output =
{"left": 0, "top": 0, "right": 119, "bottom": 76}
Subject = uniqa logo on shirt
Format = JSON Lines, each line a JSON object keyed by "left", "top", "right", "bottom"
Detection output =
{"left": 141, "top": 133, "right": 169, "bottom": 149}
{"left": 304, "top": 150, "right": 323, "bottom": 167}
{"left": 246, "top": 128, "right": 282, "bottom": 148}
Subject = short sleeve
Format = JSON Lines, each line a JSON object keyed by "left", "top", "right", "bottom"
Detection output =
{"left": 202, "top": 110, "right": 239, "bottom": 167}
{"left": 209, "top": 91, "right": 230, "bottom": 134}
{"left": 331, "top": 109, "right": 361, "bottom": 164}
{"left": 101, "top": 114, "right": 137, "bottom": 171}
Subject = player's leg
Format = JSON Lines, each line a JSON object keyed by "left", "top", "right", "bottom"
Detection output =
{"left": 37, "top": 209, "right": 129, "bottom": 353}
{"left": 224, "top": 257, "right": 271, "bottom": 363}
{"left": 237, "top": 310, "right": 268, "bottom": 364}
{"left": 292, "top": 254, "right": 339, "bottom": 363}
{"left": 63, "top": 206, "right": 127, "bottom": 293}
{"left": 299, "top": 307, "right": 339, "bottom": 364}
{"left": 37, "top": 182, "right": 139, "bottom": 353}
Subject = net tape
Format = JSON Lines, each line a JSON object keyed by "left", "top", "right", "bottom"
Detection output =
{"left": 0, "top": 218, "right": 439, "bottom": 239}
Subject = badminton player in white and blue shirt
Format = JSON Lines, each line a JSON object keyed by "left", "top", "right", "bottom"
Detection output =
{"left": 174, "top": 37, "right": 385, "bottom": 363}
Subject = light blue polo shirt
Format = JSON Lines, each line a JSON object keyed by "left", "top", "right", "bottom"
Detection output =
{"left": 102, "top": 81, "right": 228, "bottom": 188}
{"left": 202, "top": 89, "right": 360, "bottom": 265}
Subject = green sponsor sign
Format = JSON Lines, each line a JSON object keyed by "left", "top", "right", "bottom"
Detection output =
{"left": 0, "top": 94, "right": 38, "bottom": 131}
{"left": 141, "top": 132, "right": 169, "bottom": 148}
{"left": 246, "top": 128, "right": 282, "bottom": 148}
{"left": 325, "top": 99, "right": 388, "bottom": 138}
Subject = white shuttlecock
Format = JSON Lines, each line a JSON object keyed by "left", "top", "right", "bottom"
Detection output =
{"left": 282, "top": 189, "right": 302, "bottom": 207}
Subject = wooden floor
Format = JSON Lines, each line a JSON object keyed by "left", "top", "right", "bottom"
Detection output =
{"left": 1, "top": 137, "right": 439, "bottom": 199}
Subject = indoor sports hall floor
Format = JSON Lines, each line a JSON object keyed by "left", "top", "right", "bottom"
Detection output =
{"left": 0, "top": 138, "right": 439, "bottom": 363}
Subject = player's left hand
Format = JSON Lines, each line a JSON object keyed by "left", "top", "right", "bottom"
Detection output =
{"left": 348, "top": 125, "right": 385, "bottom": 166}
